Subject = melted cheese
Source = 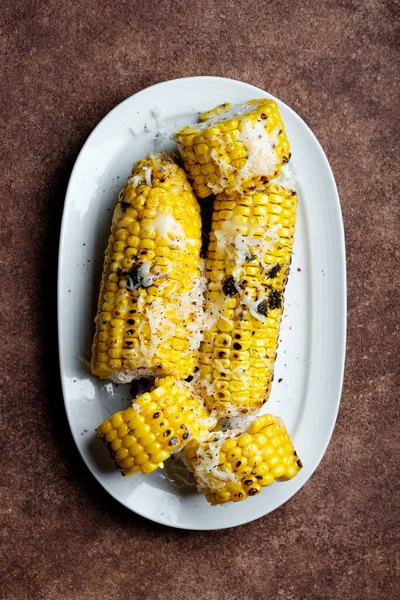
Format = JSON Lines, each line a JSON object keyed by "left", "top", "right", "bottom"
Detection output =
{"left": 237, "top": 119, "right": 279, "bottom": 182}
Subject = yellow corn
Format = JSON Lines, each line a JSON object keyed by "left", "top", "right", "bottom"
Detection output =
{"left": 97, "top": 376, "right": 217, "bottom": 476}
{"left": 198, "top": 183, "right": 297, "bottom": 419}
{"left": 184, "top": 414, "right": 302, "bottom": 505}
{"left": 91, "top": 152, "right": 203, "bottom": 382}
{"left": 199, "top": 103, "right": 231, "bottom": 121}
{"left": 175, "top": 98, "right": 290, "bottom": 198}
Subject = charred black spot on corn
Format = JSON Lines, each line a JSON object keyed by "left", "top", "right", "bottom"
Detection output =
{"left": 123, "top": 263, "right": 146, "bottom": 290}
{"left": 268, "top": 264, "right": 281, "bottom": 279}
{"left": 269, "top": 290, "right": 282, "bottom": 310}
{"left": 257, "top": 299, "right": 268, "bottom": 316}
{"left": 120, "top": 201, "right": 130, "bottom": 211}
{"left": 222, "top": 275, "right": 238, "bottom": 296}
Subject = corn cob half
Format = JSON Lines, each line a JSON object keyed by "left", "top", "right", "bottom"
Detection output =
{"left": 175, "top": 98, "right": 290, "bottom": 198}
{"left": 184, "top": 414, "right": 302, "bottom": 505}
{"left": 196, "top": 183, "right": 297, "bottom": 419}
{"left": 97, "top": 376, "right": 217, "bottom": 476}
{"left": 91, "top": 152, "right": 204, "bottom": 383}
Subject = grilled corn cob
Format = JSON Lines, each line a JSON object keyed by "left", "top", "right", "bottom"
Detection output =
{"left": 91, "top": 152, "right": 204, "bottom": 383}
{"left": 184, "top": 414, "right": 302, "bottom": 505}
{"left": 97, "top": 376, "right": 217, "bottom": 476}
{"left": 175, "top": 99, "right": 290, "bottom": 198}
{"left": 197, "top": 183, "right": 297, "bottom": 419}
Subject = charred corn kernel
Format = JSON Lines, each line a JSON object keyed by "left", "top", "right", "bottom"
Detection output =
{"left": 184, "top": 414, "right": 301, "bottom": 505}
{"left": 197, "top": 183, "right": 297, "bottom": 418}
{"left": 91, "top": 152, "right": 204, "bottom": 383}
{"left": 175, "top": 99, "right": 290, "bottom": 198}
{"left": 97, "top": 377, "right": 216, "bottom": 476}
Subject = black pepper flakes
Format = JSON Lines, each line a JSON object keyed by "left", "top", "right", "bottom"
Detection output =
{"left": 120, "top": 201, "right": 130, "bottom": 210}
{"left": 233, "top": 342, "right": 242, "bottom": 350}
{"left": 153, "top": 412, "right": 161, "bottom": 419}
{"left": 182, "top": 432, "right": 190, "bottom": 440}
{"left": 163, "top": 429, "right": 172, "bottom": 437}
{"left": 169, "top": 437, "right": 179, "bottom": 446}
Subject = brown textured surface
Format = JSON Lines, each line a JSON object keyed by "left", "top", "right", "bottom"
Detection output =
{"left": 1, "top": 1, "right": 399, "bottom": 598}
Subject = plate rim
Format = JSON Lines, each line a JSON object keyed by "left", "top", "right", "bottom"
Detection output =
{"left": 58, "top": 75, "right": 347, "bottom": 530}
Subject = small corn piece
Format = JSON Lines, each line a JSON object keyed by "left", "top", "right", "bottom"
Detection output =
{"left": 198, "top": 183, "right": 297, "bottom": 419}
{"left": 97, "top": 376, "right": 217, "bottom": 476}
{"left": 175, "top": 98, "right": 290, "bottom": 198}
{"left": 184, "top": 414, "right": 302, "bottom": 505}
{"left": 91, "top": 152, "right": 203, "bottom": 382}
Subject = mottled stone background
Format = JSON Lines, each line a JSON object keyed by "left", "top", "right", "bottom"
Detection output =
{"left": 1, "top": 1, "right": 399, "bottom": 599}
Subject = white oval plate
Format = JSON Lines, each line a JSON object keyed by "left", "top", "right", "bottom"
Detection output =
{"left": 58, "top": 77, "right": 346, "bottom": 530}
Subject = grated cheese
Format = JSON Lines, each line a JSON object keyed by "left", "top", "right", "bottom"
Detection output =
{"left": 214, "top": 221, "right": 280, "bottom": 323}
{"left": 237, "top": 120, "right": 280, "bottom": 183}
{"left": 144, "top": 166, "right": 152, "bottom": 187}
